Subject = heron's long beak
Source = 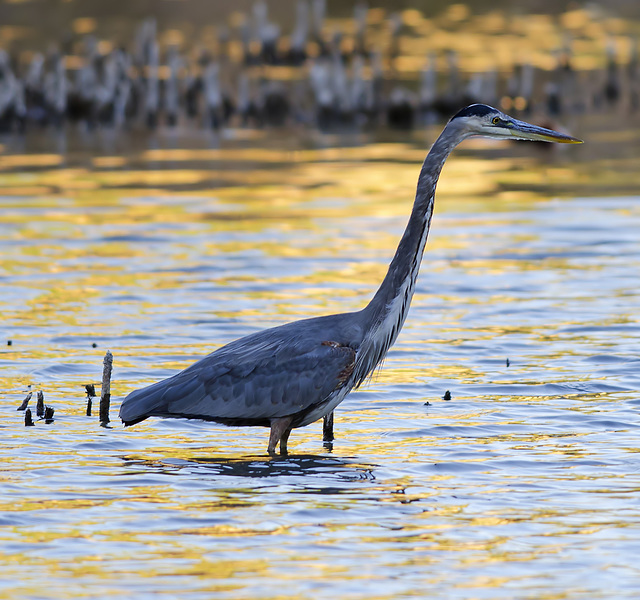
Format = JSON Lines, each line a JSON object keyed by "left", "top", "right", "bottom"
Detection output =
{"left": 509, "top": 119, "right": 583, "bottom": 144}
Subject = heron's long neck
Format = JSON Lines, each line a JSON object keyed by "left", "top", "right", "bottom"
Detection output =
{"left": 354, "top": 124, "right": 463, "bottom": 384}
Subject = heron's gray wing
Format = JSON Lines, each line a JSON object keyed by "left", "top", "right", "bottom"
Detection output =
{"left": 178, "top": 339, "right": 355, "bottom": 420}
{"left": 120, "top": 331, "right": 356, "bottom": 425}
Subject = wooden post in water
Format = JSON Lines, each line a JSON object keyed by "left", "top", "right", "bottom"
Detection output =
{"left": 100, "top": 351, "right": 113, "bottom": 427}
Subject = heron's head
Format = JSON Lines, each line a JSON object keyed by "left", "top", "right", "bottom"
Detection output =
{"left": 451, "top": 104, "right": 583, "bottom": 144}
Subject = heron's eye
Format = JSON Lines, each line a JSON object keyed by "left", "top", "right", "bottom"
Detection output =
{"left": 492, "top": 116, "right": 501, "bottom": 125}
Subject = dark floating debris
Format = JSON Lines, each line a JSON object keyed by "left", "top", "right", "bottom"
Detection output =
{"left": 36, "top": 391, "right": 45, "bottom": 418}
{"left": 24, "top": 408, "right": 35, "bottom": 427}
{"left": 443, "top": 390, "right": 452, "bottom": 401}
{"left": 506, "top": 358, "right": 510, "bottom": 367}
{"left": 44, "top": 406, "right": 55, "bottom": 424}
{"left": 7, "top": 340, "right": 12, "bottom": 346}
{"left": 92, "top": 342, "right": 98, "bottom": 348}
{"left": 100, "top": 350, "right": 113, "bottom": 427}
{"left": 17, "top": 391, "right": 32, "bottom": 411}
{"left": 85, "top": 384, "right": 96, "bottom": 416}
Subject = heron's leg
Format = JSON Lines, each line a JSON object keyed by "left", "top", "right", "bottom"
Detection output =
{"left": 279, "top": 427, "right": 292, "bottom": 455}
{"left": 323, "top": 411, "right": 334, "bottom": 442}
{"left": 268, "top": 416, "right": 293, "bottom": 456}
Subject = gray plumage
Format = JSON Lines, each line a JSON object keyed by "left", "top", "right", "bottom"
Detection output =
{"left": 121, "top": 314, "right": 360, "bottom": 428}
{"left": 119, "top": 104, "right": 581, "bottom": 454}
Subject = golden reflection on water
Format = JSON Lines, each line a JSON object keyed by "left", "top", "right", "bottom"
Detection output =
{"left": 1, "top": 122, "right": 640, "bottom": 599}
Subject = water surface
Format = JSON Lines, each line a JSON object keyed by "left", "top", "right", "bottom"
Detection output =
{"left": 1, "top": 124, "right": 640, "bottom": 599}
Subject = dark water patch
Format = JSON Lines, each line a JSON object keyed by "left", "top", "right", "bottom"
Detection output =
{"left": 50, "top": 335, "right": 113, "bottom": 346}
{"left": 467, "top": 381, "right": 630, "bottom": 397}
{"left": 153, "top": 264, "right": 221, "bottom": 274}
{"left": 30, "top": 362, "right": 100, "bottom": 379}
{"left": 188, "top": 455, "right": 376, "bottom": 481}
{"left": 426, "top": 461, "right": 497, "bottom": 474}
{"left": 104, "top": 294, "right": 147, "bottom": 302}
{"left": 581, "top": 418, "right": 640, "bottom": 430}
{"left": 101, "top": 234, "right": 171, "bottom": 243}
{"left": 583, "top": 354, "right": 634, "bottom": 364}
{"left": 561, "top": 324, "right": 640, "bottom": 333}
{"left": 497, "top": 249, "right": 606, "bottom": 261}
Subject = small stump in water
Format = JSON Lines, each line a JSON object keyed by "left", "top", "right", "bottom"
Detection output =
{"left": 36, "top": 391, "right": 45, "bottom": 418}
{"left": 85, "top": 384, "right": 96, "bottom": 416}
{"left": 17, "top": 392, "right": 32, "bottom": 411}
{"left": 44, "top": 406, "right": 55, "bottom": 424}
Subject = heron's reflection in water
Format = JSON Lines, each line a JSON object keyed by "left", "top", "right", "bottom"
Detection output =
{"left": 120, "top": 452, "right": 377, "bottom": 485}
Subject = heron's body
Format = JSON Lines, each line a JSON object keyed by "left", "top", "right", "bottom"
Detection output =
{"left": 121, "top": 313, "right": 362, "bottom": 430}
{"left": 120, "top": 104, "right": 581, "bottom": 454}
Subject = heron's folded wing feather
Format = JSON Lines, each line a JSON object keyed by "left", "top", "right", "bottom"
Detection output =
{"left": 167, "top": 339, "right": 355, "bottom": 420}
{"left": 120, "top": 332, "right": 355, "bottom": 423}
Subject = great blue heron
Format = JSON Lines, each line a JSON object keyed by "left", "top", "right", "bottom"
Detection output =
{"left": 119, "top": 104, "right": 582, "bottom": 454}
